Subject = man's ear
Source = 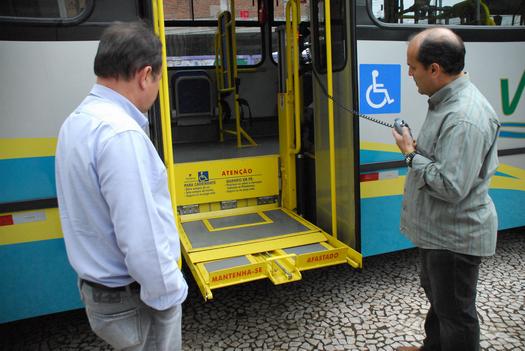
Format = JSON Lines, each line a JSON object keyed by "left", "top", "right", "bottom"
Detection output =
{"left": 430, "top": 63, "right": 441, "bottom": 76}
{"left": 137, "top": 66, "right": 153, "bottom": 90}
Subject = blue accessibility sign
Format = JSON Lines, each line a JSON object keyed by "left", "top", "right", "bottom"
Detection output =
{"left": 359, "top": 64, "right": 401, "bottom": 114}
{"left": 198, "top": 171, "right": 209, "bottom": 183}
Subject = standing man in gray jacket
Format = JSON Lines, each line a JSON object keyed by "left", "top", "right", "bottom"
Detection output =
{"left": 393, "top": 27, "right": 500, "bottom": 351}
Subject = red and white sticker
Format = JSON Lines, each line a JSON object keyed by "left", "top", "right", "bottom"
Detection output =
{"left": 0, "top": 211, "right": 47, "bottom": 226}
{"left": 360, "top": 170, "right": 399, "bottom": 182}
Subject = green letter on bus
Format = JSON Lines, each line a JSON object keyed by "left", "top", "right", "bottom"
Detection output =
{"left": 501, "top": 71, "right": 525, "bottom": 116}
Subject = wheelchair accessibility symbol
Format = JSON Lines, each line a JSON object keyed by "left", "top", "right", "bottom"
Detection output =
{"left": 198, "top": 171, "right": 209, "bottom": 183}
{"left": 366, "top": 70, "right": 395, "bottom": 108}
{"left": 359, "top": 64, "right": 401, "bottom": 114}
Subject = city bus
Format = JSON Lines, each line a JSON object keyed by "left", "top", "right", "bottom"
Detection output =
{"left": 0, "top": 0, "right": 523, "bottom": 323}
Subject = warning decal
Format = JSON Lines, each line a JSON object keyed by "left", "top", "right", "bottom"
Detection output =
{"left": 174, "top": 155, "right": 278, "bottom": 205}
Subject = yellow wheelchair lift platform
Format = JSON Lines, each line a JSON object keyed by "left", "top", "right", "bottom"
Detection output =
{"left": 173, "top": 155, "right": 362, "bottom": 301}
{"left": 166, "top": 0, "right": 361, "bottom": 301}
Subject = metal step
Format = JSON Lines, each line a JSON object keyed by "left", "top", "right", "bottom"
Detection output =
{"left": 179, "top": 205, "right": 362, "bottom": 300}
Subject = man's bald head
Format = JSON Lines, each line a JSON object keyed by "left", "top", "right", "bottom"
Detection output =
{"left": 409, "top": 27, "right": 465, "bottom": 75}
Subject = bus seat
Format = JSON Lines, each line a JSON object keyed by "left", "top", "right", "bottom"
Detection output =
{"left": 171, "top": 70, "right": 215, "bottom": 126}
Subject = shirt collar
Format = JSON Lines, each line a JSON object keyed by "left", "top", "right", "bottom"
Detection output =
{"left": 428, "top": 73, "right": 469, "bottom": 110}
{"left": 89, "top": 84, "right": 149, "bottom": 129}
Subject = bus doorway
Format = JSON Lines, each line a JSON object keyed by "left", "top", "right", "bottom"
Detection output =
{"left": 162, "top": 0, "right": 362, "bottom": 300}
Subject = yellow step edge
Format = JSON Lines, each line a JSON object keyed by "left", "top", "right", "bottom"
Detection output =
{"left": 185, "top": 229, "right": 319, "bottom": 253}
{"left": 181, "top": 249, "right": 213, "bottom": 301}
{"left": 187, "top": 231, "right": 327, "bottom": 263}
{"left": 324, "top": 235, "right": 363, "bottom": 269}
{"left": 294, "top": 246, "right": 348, "bottom": 271}
{"left": 205, "top": 261, "right": 267, "bottom": 289}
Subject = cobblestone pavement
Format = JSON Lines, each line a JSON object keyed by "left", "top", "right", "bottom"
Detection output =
{"left": 1, "top": 230, "right": 523, "bottom": 351}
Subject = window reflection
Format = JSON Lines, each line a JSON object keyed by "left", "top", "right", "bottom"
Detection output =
{"left": 372, "top": 0, "right": 524, "bottom": 26}
{"left": 0, "top": 0, "right": 87, "bottom": 18}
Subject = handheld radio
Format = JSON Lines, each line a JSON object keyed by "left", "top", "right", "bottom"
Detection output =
{"left": 393, "top": 118, "right": 413, "bottom": 138}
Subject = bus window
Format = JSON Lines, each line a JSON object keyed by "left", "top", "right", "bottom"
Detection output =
{"left": 165, "top": 27, "right": 262, "bottom": 67}
{"left": 165, "top": 0, "right": 259, "bottom": 21}
{"left": 271, "top": 1, "right": 311, "bottom": 64}
{"left": 272, "top": 0, "right": 311, "bottom": 21}
{"left": 164, "top": 0, "right": 263, "bottom": 67}
{"left": 0, "top": 0, "right": 89, "bottom": 19}
{"left": 312, "top": 0, "right": 347, "bottom": 72}
{"left": 371, "top": 0, "right": 525, "bottom": 26}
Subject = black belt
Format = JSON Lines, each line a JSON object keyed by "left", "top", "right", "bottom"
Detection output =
{"left": 81, "top": 279, "right": 140, "bottom": 292}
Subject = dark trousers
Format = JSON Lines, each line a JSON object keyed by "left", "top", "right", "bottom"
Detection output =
{"left": 419, "top": 249, "right": 481, "bottom": 351}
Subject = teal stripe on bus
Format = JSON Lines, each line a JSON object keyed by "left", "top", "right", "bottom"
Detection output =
{"left": 500, "top": 122, "right": 525, "bottom": 138}
{"left": 501, "top": 122, "right": 525, "bottom": 127}
{"left": 361, "top": 194, "right": 413, "bottom": 257}
{"left": 360, "top": 188, "right": 525, "bottom": 257}
{"left": 0, "top": 156, "right": 56, "bottom": 203}
{"left": 499, "top": 131, "right": 525, "bottom": 138}
{"left": 360, "top": 149, "right": 403, "bottom": 164}
{"left": 0, "top": 239, "right": 81, "bottom": 323}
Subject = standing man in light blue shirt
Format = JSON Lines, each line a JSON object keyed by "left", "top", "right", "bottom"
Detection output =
{"left": 393, "top": 28, "right": 499, "bottom": 351}
{"left": 55, "top": 22, "right": 188, "bottom": 351}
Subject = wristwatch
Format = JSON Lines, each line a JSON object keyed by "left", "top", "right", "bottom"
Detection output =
{"left": 404, "top": 151, "right": 416, "bottom": 167}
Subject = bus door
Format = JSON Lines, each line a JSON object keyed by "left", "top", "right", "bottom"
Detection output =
{"left": 308, "top": 0, "right": 362, "bottom": 258}
{"left": 160, "top": 0, "right": 362, "bottom": 301}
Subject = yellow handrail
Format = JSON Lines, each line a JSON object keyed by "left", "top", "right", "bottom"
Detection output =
{"left": 215, "top": 23, "right": 225, "bottom": 141}
{"left": 229, "top": 2, "right": 242, "bottom": 148}
{"left": 215, "top": 3, "right": 256, "bottom": 148}
{"left": 324, "top": 0, "right": 338, "bottom": 239}
{"left": 152, "top": 0, "right": 175, "bottom": 203}
{"left": 152, "top": 0, "right": 181, "bottom": 265}
{"left": 285, "top": 0, "right": 301, "bottom": 155}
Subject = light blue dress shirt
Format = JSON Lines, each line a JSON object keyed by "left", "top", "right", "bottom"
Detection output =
{"left": 56, "top": 84, "right": 187, "bottom": 310}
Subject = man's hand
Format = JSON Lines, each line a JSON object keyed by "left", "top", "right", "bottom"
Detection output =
{"left": 392, "top": 126, "right": 416, "bottom": 155}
